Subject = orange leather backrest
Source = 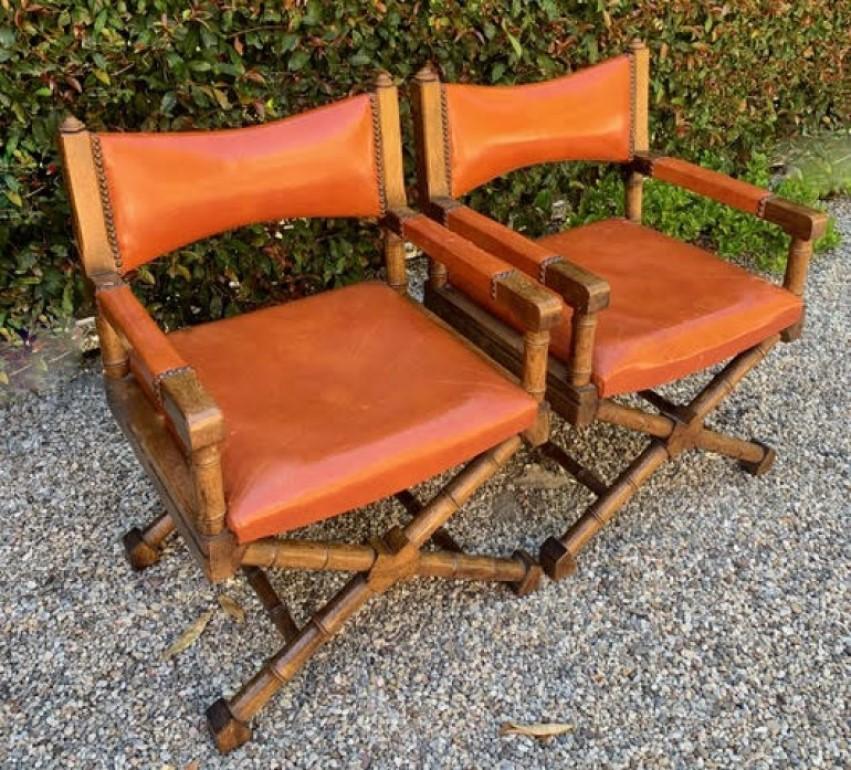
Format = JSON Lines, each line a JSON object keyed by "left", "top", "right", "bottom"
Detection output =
{"left": 85, "top": 94, "right": 384, "bottom": 272}
{"left": 442, "top": 55, "right": 636, "bottom": 197}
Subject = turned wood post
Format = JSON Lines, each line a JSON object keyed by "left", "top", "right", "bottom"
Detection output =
{"left": 568, "top": 312, "right": 598, "bottom": 387}
{"left": 522, "top": 330, "right": 550, "bottom": 401}
{"left": 96, "top": 314, "right": 129, "bottom": 379}
{"left": 783, "top": 237, "right": 813, "bottom": 297}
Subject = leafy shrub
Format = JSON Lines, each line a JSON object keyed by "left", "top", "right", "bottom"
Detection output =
{"left": 0, "top": 0, "right": 847, "bottom": 337}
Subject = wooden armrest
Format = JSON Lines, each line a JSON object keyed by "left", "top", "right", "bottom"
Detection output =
{"left": 160, "top": 368, "right": 226, "bottom": 453}
{"left": 95, "top": 275, "right": 225, "bottom": 452}
{"left": 633, "top": 153, "right": 828, "bottom": 241}
{"left": 427, "top": 199, "right": 610, "bottom": 314}
{"left": 95, "top": 277, "right": 188, "bottom": 390}
{"left": 387, "top": 209, "right": 562, "bottom": 332}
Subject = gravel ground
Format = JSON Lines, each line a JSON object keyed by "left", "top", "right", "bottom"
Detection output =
{"left": 1, "top": 201, "right": 849, "bottom": 769}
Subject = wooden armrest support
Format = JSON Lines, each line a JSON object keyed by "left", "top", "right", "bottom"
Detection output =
{"left": 633, "top": 152, "right": 828, "bottom": 241}
{"left": 160, "top": 368, "right": 226, "bottom": 454}
{"left": 388, "top": 208, "right": 563, "bottom": 332}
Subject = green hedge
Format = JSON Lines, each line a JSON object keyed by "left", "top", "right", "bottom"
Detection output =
{"left": 1, "top": 0, "right": 848, "bottom": 336}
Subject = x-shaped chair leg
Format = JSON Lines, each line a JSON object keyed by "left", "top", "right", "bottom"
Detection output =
{"left": 207, "top": 435, "right": 541, "bottom": 753}
{"left": 541, "top": 335, "right": 780, "bottom": 580}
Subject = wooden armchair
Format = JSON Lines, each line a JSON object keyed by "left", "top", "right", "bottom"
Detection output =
{"left": 411, "top": 43, "right": 828, "bottom": 582}
{"left": 59, "top": 74, "right": 562, "bottom": 753}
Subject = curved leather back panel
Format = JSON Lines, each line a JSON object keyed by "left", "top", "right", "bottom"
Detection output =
{"left": 95, "top": 95, "right": 382, "bottom": 272}
{"left": 445, "top": 55, "right": 633, "bottom": 196}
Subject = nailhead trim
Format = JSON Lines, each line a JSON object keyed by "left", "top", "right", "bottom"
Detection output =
{"left": 153, "top": 365, "right": 192, "bottom": 404}
{"left": 89, "top": 134, "right": 123, "bottom": 271}
{"left": 439, "top": 83, "right": 453, "bottom": 196}
{"left": 368, "top": 93, "right": 388, "bottom": 217}
{"left": 628, "top": 52, "right": 636, "bottom": 161}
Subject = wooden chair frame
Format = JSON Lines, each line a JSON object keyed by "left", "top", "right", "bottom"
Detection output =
{"left": 59, "top": 74, "right": 565, "bottom": 753}
{"left": 410, "top": 43, "right": 829, "bottom": 581}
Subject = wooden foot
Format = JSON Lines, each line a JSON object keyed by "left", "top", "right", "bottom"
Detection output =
{"left": 539, "top": 537, "right": 577, "bottom": 581}
{"left": 123, "top": 528, "right": 161, "bottom": 571}
{"left": 739, "top": 440, "right": 776, "bottom": 476}
{"left": 207, "top": 697, "right": 252, "bottom": 754}
{"left": 509, "top": 550, "right": 543, "bottom": 595}
{"left": 122, "top": 512, "right": 175, "bottom": 571}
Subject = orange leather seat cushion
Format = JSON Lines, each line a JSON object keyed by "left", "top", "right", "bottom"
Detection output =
{"left": 536, "top": 219, "right": 803, "bottom": 396}
{"left": 168, "top": 282, "right": 537, "bottom": 543}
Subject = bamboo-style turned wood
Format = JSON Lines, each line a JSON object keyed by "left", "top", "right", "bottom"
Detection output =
{"left": 539, "top": 442, "right": 607, "bottom": 497}
{"left": 384, "top": 230, "right": 407, "bottom": 294}
{"left": 243, "top": 566, "right": 299, "bottom": 642}
{"left": 522, "top": 330, "right": 550, "bottom": 401}
{"left": 567, "top": 312, "right": 597, "bottom": 387}
{"left": 241, "top": 539, "right": 529, "bottom": 582}
{"left": 96, "top": 314, "right": 129, "bottom": 379}
{"left": 783, "top": 238, "right": 813, "bottom": 297}
{"left": 394, "top": 490, "right": 462, "bottom": 552}
{"left": 624, "top": 170, "right": 645, "bottom": 223}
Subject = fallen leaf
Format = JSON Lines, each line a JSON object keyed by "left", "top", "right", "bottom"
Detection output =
{"left": 184, "top": 762, "right": 200, "bottom": 770}
{"left": 217, "top": 594, "right": 245, "bottom": 624}
{"left": 500, "top": 721, "right": 574, "bottom": 741}
{"left": 515, "top": 464, "right": 571, "bottom": 490}
{"left": 161, "top": 611, "right": 213, "bottom": 661}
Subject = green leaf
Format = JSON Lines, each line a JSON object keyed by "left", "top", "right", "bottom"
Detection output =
{"left": 502, "top": 24, "right": 523, "bottom": 59}
{"left": 288, "top": 49, "right": 310, "bottom": 71}
{"left": 4, "top": 191, "right": 22, "bottom": 207}
{"left": 93, "top": 69, "right": 111, "bottom": 86}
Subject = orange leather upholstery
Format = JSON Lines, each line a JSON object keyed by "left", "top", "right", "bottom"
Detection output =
{"left": 97, "top": 284, "right": 187, "bottom": 398}
{"left": 167, "top": 282, "right": 537, "bottom": 543}
{"left": 444, "top": 55, "right": 633, "bottom": 197}
{"left": 650, "top": 156, "right": 771, "bottom": 215}
{"left": 445, "top": 219, "right": 802, "bottom": 397}
{"left": 95, "top": 95, "right": 382, "bottom": 272}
